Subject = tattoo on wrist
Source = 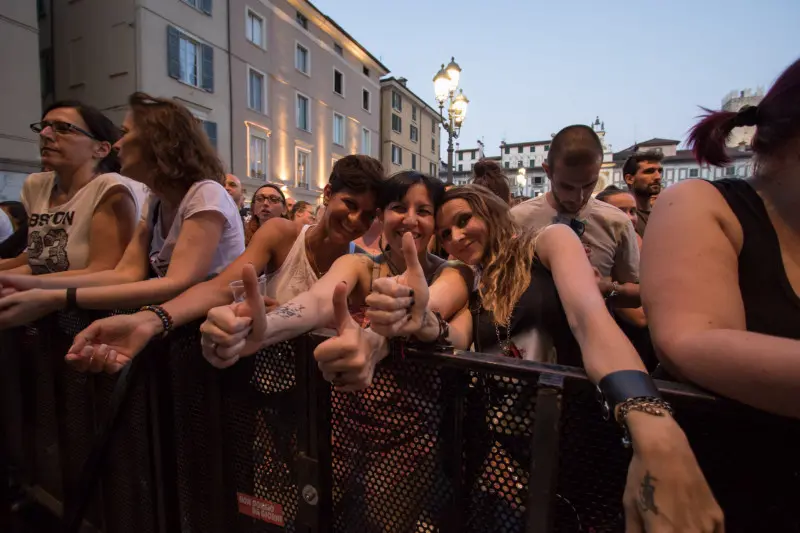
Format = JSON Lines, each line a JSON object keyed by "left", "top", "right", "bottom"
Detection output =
{"left": 271, "top": 303, "right": 305, "bottom": 319}
{"left": 638, "top": 471, "right": 659, "bottom": 515}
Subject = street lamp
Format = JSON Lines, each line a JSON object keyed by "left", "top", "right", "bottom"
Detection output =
{"left": 433, "top": 57, "right": 469, "bottom": 185}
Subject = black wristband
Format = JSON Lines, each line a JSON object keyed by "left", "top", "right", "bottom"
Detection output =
{"left": 597, "top": 370, "right": 661, "bottom": 421}
{"left": 66, "top": 288, "right": 78, "bottom": 310}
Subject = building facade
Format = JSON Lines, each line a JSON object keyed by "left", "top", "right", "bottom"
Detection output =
{"left": 380, "top": 77, "right": 441, "bottom": 178}
{"left": 0, "top": 0, "right": 42, "bottom": 201}
{"left": 38, "top": 0, "right": 388, "bottom": 205}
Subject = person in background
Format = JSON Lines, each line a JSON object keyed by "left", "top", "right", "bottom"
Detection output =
{"left": 471, "top": 158, "right": 511, "bottom": 204}
{"left": 314, "top": 203, "right": 326, "bottom": 223}
{"left": 362, "top": 184, "right": 723, "bottom": 532}
{"left": 289, "top": 201, "right": 315, "bottom": 229}
{"left": 0, "top": 202, "right": 29, "bottom": 259}
{"left": 512, "top": 125, "right": 641, "bottom": 307}
{"left": 595, "top": 185, "right": 656, "bottom": 370}
{"left": 224, "top": 174, "right": 245, "bottom": 210}
{"left": 62, "top": 155, "right": 385, "bottom": 372}
{"left": 0, "top": 92, "right": 244, "bottom": 327}
{"left": 642, "top": 57, "right": 800, "bottom": 419}
{"left": 352, "top": 218, "right": 382, "bottom": 255}
{"left": 0, "top": 101, "right": 140, "bottom": 277}
{"left": 623, "top": 150, "right": 663, "bottom": 237}
{"left": 285, "top": 196, "right": 296, "bottom": 213}
{"left": 0, "top": 203, "right": 15, "bottom": 246}
{"left": 244, "top": 184, "right": 286, "bottom": 246}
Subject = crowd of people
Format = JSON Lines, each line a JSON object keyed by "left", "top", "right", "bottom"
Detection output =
{"left": 2, "top": 56, "right": 799, "bottom": 531}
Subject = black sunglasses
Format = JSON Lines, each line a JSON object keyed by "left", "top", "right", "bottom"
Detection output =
{"left": 30, "top": 120, "right": 97, "bottom": 140}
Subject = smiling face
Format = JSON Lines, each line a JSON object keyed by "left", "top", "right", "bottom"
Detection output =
{"left": 39, "top": 107, "right": 109, "bottom": 174}
{"left": 380, "top": 183, "right": 436, "bottom": 255}
{"left": 321, "top": 186, "right": 377, "bottom": 244}
{"left": 436, "top": 198, "right": 489, "bottom": 266}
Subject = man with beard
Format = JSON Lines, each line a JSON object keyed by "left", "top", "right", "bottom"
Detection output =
{"left": 511, "top": 125, "right": 640, "bottom": 306}
{"left": 622, "top": 151, "right": 663, "bottom": 237}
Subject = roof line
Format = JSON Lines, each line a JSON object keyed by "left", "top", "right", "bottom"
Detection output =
{"left": 381, "top": 77, "right": 443, "bottom": 120}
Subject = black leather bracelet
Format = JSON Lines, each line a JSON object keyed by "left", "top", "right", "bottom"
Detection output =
{"left": 597, "top": 370, "right": 661, "bottom": 421}
{"left": 66, "top": 288, "right": 78, "bottom": 310}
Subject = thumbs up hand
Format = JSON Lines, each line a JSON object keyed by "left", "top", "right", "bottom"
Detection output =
{"left": 365, "top": 232, "right": 429, "bottom": 338}
{"left": 200, "top": 263, "right": 268, "bottom": 368}
{"left": 314, "top": 281, "right": 388, "bottom": 392}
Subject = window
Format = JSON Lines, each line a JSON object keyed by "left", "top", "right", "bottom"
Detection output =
{"left": 182, "top": 0, "right": 212, "bottom": 15}
{"left": 295, "top": 43, "right": 309, "bottom": 75}
{"left": 37, "top": 0, "right": 46, "bottom": 18}
{"left": 504, "top": 162, "right": 510, "bottom": 169}
{"left": 167, "top": 27, "right": 214, "bottom": 92}
{"left": 410, "top": 125, "right": 418, "bottom": 143}
{"left": 471, "top": 150, "right": 476, "bottom": 159}
{"left": 247, "top": 67, "right": 265, "bottom": 113}
{"left": 431, "top": 138, "right": 435, "bottom": 153}
{"left": 334, "top": 43, "right": 343, "bottom": 56}
{"left": 333, "top": 112, "right": 345, "bottom": 146}
{"left": 412, "top": 105, "right": 417, "bottom": 122}
{"left": 429, "top": 162, "right": 435, "bottom": 176}
{"left": 296, "top": 147, "right": 311, "bottom": 188}
{"left": 296, "top": 93, "right": 310, "bottom": 131}
{"left": 725, "top": 166, "right": 736, "bottom": 176}
{"left": 529, "top": 159, "right": 535, "bottom": 169}
{"left": 412, "top": 154, "right": 417, "bottom": 170}
{"left": 458, "top": 152, "right": 463, "bottom": 161}
{"left": 544, "top": 144, "right": 550, "bottom": 151}
{"left": 296, "top": 11, "right": 308, "bottom": 29}
{"left": 530, "top": 145, "right": 536, "bottom": 152}
{"left": 517, "top": 161, "right": 523, "bottom": 168}
{"left": 391, "top": 91, "right": 402, "bottom": 111}
{"left": 361, "top": 127, "right": 371, "bottom": 155}
{"left": 431, "top": 121, "right": 436, "bottom": 134}
{"left": 534, "top": 176, "right": 543, "bottom": 185}
{"left": 391, "top": 114, "right": 402, "bottom": 133}
{"left": 689, "top": 168, "right": 699, "bottom": 178}
{"left": 246, "top": 9, "right": 265, "bottom": 48}
{"left": 362, "top": 89, "right": 371, "bottom": 112}
{"left": 504, "top": 147, "right": 510, "bottom": 155}
{"left": 518, "top": 146, "right": 523, "bottom": 153}
{"left": 363, "top": 66, "right": 370, "bottom": 77}
{"left": 202, "top": 121, "right": 217, "bottom": 148}
{"left": 333, "top": 69, "right": 344, "bottom": 96}
{"left": 458, "top": 164, "right": 463, "bottom": 172}
{"left": 391, "top": 145, "right": 402, "bottom": 165}
{"left": 249, "top": 133, "right": 267, "bottom": 180}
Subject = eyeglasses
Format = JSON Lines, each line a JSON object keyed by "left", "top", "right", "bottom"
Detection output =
{"left": 568, "top": 218, "right": 586, "bottom": 237}
{"left": 30, "top": 120, "right": 97, "bottom": 140}
{"left": 254, "top": 194, "right": 284, "bottom": 205}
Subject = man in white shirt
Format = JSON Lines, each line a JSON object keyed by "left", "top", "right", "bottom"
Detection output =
{"left": 511, "top": 124, "right": 641, "bottom": 306}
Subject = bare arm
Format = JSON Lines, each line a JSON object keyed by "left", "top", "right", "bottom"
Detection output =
{"left": 641, "top": 180, "right": 800, "bottom": 418}
{"left": 0, "top": 254, "right": 29, "bottom": 272}
{"left": 614, "top": 306, "right": 648, "bottom": 329}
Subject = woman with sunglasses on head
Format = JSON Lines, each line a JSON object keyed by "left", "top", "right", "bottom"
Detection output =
{"left": 363, "top": 184, "right": 723, "bottom": 532}
{"left": 0, "top": 101, "right": 141, "bottom": 277}
{"left": 62, "top": 155, "right": 385, "bottom": 372}
{"left": 0, "top": 92, "right": 243, "bottom": 327}
{"left": 244, "top": 184, "right": 287, "bottom": 246}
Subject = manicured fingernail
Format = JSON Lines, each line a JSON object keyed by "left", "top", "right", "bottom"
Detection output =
{"left": 410, "top": 299, "right": 415, "bottom": 307}
{"left": 406, "top": 314, "right": 412, "bottom": 321}
{"left": 406, "top": 306, "right": 412, "bottom": 313}
{"left": 409, "top": 290, "right": 415, "bottom": 297}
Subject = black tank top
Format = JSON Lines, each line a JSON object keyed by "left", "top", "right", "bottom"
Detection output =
{"left": 471, "top": 258, "right": 581, "bottom": 367}
{"left": 711, "top": 178, "right": 800, "bottom": 339}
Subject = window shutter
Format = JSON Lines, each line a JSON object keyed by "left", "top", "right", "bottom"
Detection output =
{"left": 200, "top": 0, "right": 212, "bottom": 15}
{"left": 167, "top": 26, "right": 180, "bottom": 80}
{"left": 201, "top": 43, "right": 214, "bottom": 92}
{"left": 203, "top": 121, "right": 218, "bottom": 148}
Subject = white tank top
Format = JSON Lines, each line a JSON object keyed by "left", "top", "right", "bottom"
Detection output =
{"left": 266, "top": 224, "right": 319, "bottom": 303}
{"left": 21, "top": 172, "right": 141, "bottom": 274}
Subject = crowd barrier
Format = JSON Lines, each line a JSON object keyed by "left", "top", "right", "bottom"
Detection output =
{"left": 2, "top": 309, "right": 800, "bottom": 533}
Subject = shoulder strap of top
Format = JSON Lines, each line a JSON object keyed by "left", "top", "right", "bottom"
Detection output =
{"left": 710, "top": 178, "right": 773, "bottom": 236}
{"left": 349, "top": 241, "right": 356, "bottom": 254}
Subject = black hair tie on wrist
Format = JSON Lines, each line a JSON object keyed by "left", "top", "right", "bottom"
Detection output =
{"left": 732, "top": 105, "right": 759, "bottom": 127}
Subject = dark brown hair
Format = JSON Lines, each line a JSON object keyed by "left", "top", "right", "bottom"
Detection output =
{"left": 128, "top": 92, "right": 224, "bottom": 193}
{"left": 245, "top": 183, "right": 286, "bottom": 242}
{"left": 290, "top": 201, "right": 312, "bottom": 220}
{"left": 547, "top": 125, "right": 603, "bottom": 168}
{"left": 689, "top": 57, "right": 800, "bottom": 166}
{"left": 471, "top": 159, "right": 511, "bottom": 204}
{"left": 43, "top": 100, "right": 121, "bottom": 173}
{"left": 622, "top": 150, "right": 664, "bottom": 179}
{"left": 328, "top": 155, "right": 385, "bottom": 195}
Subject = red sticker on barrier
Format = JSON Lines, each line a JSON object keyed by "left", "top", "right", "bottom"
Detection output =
{"left": 237, "top": 492, "right": 285, "bottom": 526}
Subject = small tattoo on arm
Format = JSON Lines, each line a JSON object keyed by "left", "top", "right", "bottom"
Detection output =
{"left": 271, "top": 303, "right": 305, "bottom": 319}
{"left": 638, "top": 471, "right": 659, "bottom": 515}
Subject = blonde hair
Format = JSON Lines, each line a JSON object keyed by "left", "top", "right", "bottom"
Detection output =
{"left": 441, "top": 185, "right": 536, "bottom": 325}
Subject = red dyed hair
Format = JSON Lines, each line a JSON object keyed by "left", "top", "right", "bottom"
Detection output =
{"left": 689, "top": 57, "right": 800, "bottom": 166}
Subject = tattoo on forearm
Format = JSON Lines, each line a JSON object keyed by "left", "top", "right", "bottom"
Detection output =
{"left": 638, "top": 471, "right": 659, "bottom": 515}
{"left": 271, "top": 303, "right": 305, "bottom": 319}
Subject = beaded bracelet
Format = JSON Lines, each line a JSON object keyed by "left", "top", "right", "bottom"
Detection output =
{"left": 140, "top": 305, "right": 174, "bottom": 337}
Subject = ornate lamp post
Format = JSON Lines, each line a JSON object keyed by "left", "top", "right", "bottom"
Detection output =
{"left": 433, "top": 57, "right": 469, "bottom": 184}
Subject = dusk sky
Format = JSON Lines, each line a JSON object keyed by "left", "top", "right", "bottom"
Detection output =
{"left": 313, "top": 0, "right": 799, "bottom": 156}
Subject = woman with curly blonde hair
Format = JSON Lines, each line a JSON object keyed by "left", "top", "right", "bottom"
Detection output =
{"left": 0, "top": 92, "right": 245, "bottom": 326}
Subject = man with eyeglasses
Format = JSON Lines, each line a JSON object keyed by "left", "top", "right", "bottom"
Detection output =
{"left": 511, "top": 125, "right": 641, "bottom": 307}
{"left": 622, "top": 151, "right": 663, "bottom": 237}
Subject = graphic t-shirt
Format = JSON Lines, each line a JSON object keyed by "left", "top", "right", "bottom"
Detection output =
{"left": 144, "top": 180, "right": 245, "bottom": 278}
{"left": 21, "top": 172, "right": 141, "bottom": 274}
{"left": 511, "top": 195, "right": 640, "bottom": 283}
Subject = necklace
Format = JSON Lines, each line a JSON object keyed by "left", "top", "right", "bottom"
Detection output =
{"left": 494, "top": 309, "right": 515, "bottom": 357}
{"left": 304, "top": 237, "right": 328, "bottom": 279}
